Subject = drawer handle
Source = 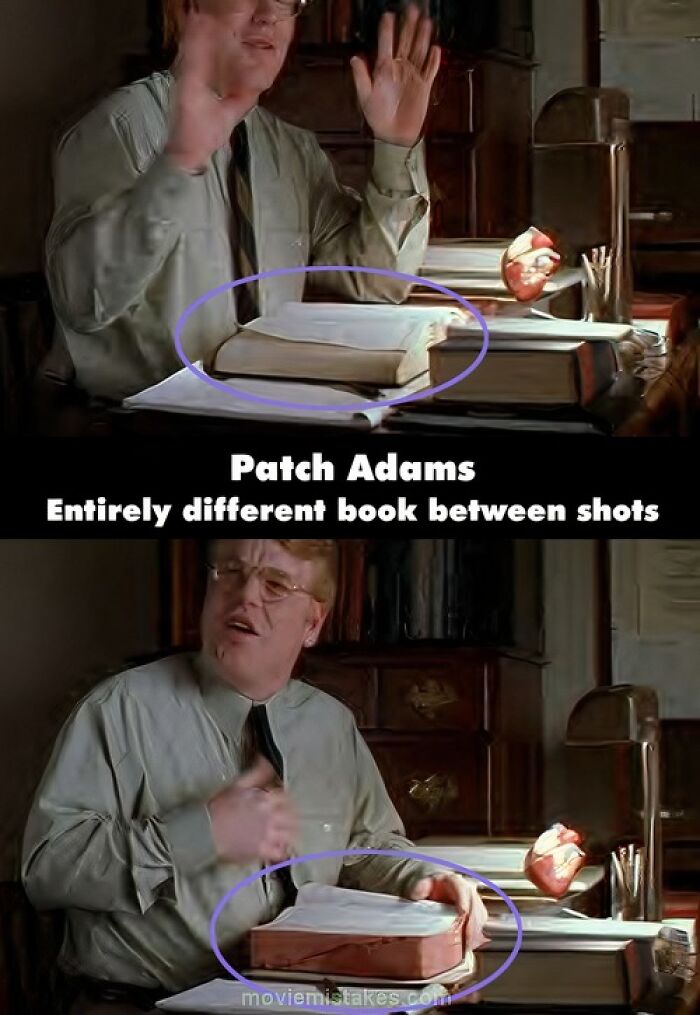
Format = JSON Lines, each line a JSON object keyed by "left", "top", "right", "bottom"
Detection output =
{"left": 408, "top": 773, "right": 459, "bottom": 813}
{"left": 407, "top": 679, "right": 459, "bottom": 720}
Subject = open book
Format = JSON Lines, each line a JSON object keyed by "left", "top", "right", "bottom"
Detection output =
{"left": 212, "top": 303, "right": 466, "bottom": 387}
{"left": 249, "top": 883, "right": 470, "bottom": 981}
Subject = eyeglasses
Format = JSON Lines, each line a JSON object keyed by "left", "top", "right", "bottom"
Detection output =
{"left": 206, "top": 560, "right": 316, "bottom": 602}
{"left": 216, "top": 0, "right": 313, "bottom": 20}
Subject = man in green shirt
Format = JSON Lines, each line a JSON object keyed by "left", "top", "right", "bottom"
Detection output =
{"left": 45, "top": 0, "right": 441, "bottom": 400}
{"left": 23, "top": 539, "right": 487, "bottom": 1014}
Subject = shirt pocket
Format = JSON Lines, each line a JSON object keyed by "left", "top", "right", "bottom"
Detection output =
{"left": 293, "top": 809, "right": 351, "bottom": 887}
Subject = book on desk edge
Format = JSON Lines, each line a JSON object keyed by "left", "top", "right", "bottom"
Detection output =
{"left": 212, "top": 302, "right": 466, "bottom": 387}
{"left": 476, "top": 937, "right": 651, "bottom": 1007}
{"left": 249, "top": 883, "right": 469, "bottom": 981}
{"left": 430, "top": 331, "right": 621, "bottom": 408}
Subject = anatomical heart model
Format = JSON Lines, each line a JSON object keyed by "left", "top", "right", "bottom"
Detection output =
{"left": 524, "top": 824, "right": 586, "bottom": 899}
{"left": 502, "top": 226, "right": 562, "bottom": 303}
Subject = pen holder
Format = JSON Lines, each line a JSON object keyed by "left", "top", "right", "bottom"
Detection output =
{"left": 610, "top": 843, "right": 645, "bottom": 921}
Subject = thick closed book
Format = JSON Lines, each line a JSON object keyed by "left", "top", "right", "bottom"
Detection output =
{"left": 476, "top": 936, "right": 650, "bottom": 1007}
{"left": 430, "top": 333, "right": 620, "bottom": 407}
{"left": 249, "top": 883, "right": 469, "bottom": 981}
{"left": 212, "top": 302, "right": 465, "bottom": 387}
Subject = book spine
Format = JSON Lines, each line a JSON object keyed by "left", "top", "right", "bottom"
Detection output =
{"left": 430, "top": 540, "right": 446, "bottom": 639}
{"left": 445, "top": 538, "right": 459, "bottom": 640}
{"left": 344, "top": 541, "right": 367, "bottom": 642}
{"left": 409, "top": 540, "right": 432, "bottom": 640}
{"left": 331, "top": 0, "right": 355, "bottom": 43}
{"left": 364, "top": 556, "right": 378, "bottom": 642}
{"left": 576, "top": 339, "right": 619, "bottom": 406}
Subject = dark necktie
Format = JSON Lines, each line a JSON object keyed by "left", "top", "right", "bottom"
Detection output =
{"left": 229, "top": 122, "right": 261, "bottom": 325}
{"left": 249, "top": 704, "right": 284, "bottom": 780}
{"left": 247, "top": 704, "right": 297, "bottom": 903}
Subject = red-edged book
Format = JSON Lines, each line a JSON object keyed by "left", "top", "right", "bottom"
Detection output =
{"left": 249, "top": 883, "right": 469, "bottom": 981}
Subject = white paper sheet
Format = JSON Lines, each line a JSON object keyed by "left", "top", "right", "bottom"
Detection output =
{"left": 485, "top": 915, "right": 687, "bottom": 943}
{"left": 123, "top": 366, "right": 428, "bottom": 429}
{"left": 157, "top": 979, "right": 447, "bottom": 1014}
{"left": 454, "top": 317, "right": 633, "bottom": 343}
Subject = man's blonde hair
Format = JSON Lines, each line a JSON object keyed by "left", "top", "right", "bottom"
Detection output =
{"left": 162, "top": 0, "right": 185, "bottom": 50}
{"left": 208, "top": 539, "right": 338, "bottom": 606}
{"left": 276, "top": 539, "right": 338, "bottom": 605}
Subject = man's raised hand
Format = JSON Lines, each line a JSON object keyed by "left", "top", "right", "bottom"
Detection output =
{"left": 350, "top": 4, "right": 441, "bottom": 149}
{"left": 165, "top": 12, "right": 253, "bottom": 173}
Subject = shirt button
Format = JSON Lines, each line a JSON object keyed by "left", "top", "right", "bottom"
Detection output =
{"left": 323, "top": 823, "right": 332, "bottom": 833}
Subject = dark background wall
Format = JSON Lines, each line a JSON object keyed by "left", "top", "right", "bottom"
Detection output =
{"left": 0, "top": 0, "right": 149, "bottom": 274}
{"left": 0, "top": 541, "right": 161, "bottom": 880}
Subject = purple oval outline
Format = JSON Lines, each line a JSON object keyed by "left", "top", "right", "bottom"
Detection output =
{"left": 173, "top": 266, "right": 490, "bottom": 413}
{"left": 209, "top": 847, "right": 523, "bottom": 1015}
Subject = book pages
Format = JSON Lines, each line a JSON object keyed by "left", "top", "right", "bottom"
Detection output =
{"left": 239, "top": 303, "right": 464, "bottom": 352}
{"left": 258, "top": 883, "right": 459, "bottom": 937}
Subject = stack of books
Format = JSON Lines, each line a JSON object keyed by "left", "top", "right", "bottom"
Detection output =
{"left": 477, "top": 914, "right": 692, "bottom": 1007}
{"left": 318, "top": 539, "right": 514, "bottom": 645}
{"left": 124, "top": 302, "right": 466, "bottom": 431}
{"left": 390, "top": 317, "right": 640, "bottom": 435}
{"left": 155, "top": 889, "right": 692, "bottom": 1012}
{"left": 415, "top": 238, "right": 584, "bottom": 312}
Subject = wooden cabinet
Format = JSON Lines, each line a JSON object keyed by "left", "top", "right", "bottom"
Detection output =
{"left": 262, "top": 50, "right": 532, "bottom": 239}
{"left": 300, "top": 645, "right": 543, "bottom": 839}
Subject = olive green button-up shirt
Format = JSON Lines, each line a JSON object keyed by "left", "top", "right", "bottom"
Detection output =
{"left": 22, "top": 653, "right": 444, "bottom": 992}
{"left": 46, "top": 71, "right": 431, "bottom": 400}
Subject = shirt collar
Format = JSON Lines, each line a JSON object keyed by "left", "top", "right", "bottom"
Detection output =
{"left": 193, "top": 650, "right": 311, "bottom": 746}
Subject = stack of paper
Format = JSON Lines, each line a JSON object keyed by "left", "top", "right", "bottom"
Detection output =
{"left": 157, "top": 979, "right": 448, "bottom": 1014}
{"left": 417, "top": 243, "right": 584, "bottom": 301}
{"left": 123, "top": 366, "right": 429, "bottom": 431}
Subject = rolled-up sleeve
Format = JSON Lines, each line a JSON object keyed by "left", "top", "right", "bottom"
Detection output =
{"left": 21, "top": 696, "right": 218, "bottom": 917}
{"left": 308, "top": 135, "right": 430, "bottom": 304}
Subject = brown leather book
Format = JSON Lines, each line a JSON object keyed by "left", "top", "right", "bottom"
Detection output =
{"left": 331, "top": 0, "right": 354, "bottom": 43}
{"left": 249, "top": 884, "right": 468, "bottom": 981}
{"left": 342, "top": 540, "right": 367, "bottom": 642}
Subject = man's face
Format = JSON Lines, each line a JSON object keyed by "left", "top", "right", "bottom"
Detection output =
{"left": 195, "top": 0, "right": 295, "bottom": 97}
{"left": 201, "top": 539, "right": 328, "bottom": 695}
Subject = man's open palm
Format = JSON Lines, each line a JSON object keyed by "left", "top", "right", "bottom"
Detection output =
{"left": 167, "top": 12, "right": 252, "bottom": 172}
{"left": 351, "top": 4, "right": 441, "bottom": 149}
